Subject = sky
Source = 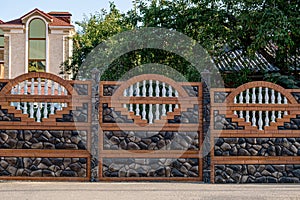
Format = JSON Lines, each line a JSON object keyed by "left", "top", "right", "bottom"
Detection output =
{"left": 0, "top": 0, "right": 133, "bottom": 26}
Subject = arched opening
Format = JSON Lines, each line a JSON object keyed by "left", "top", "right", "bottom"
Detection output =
{"left": 28, "top": 18, "right": 46, "bottom": 72}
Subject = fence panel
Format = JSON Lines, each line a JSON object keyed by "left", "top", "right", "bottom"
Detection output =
{"left": 0, "top": 72, "right": 91, "bottom": 181}
{"left": 211, "top": 81, "right": 300, "bottom": 183}
{"left": 99, "top": 74, "right": 203, "bottom": 181}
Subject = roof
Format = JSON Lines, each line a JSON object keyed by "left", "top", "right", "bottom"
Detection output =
{"left": 213, "top": 43, "right": 300, "bottom": 73}
{"left": 0, "top": 20, "right": 3, "bottom": 24}
{"left": 2, "top": 8, "right": 73, "bottom": 27}
{"left": 213, "top": 48, "right": 279, "bottom": 73}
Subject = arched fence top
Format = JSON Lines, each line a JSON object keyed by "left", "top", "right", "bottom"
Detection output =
{"left": 0, "top": 72, "right": 77, "bottom": 96}
{"left": 113, "top": 74, "right": 189, "bottom": 98}
{"left": 225, "top": 81, "right": 298, "bottom": 104}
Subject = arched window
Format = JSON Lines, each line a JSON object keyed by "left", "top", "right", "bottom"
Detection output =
{"left": 28, "top": 19, "right": 46, "bottom": 72}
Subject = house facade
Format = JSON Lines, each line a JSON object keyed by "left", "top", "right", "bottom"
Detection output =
{"left": 0, "top": 8, "right": 74, "bottom": 79}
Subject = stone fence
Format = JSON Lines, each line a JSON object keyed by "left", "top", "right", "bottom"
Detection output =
{"left": 0, "top": 72, "right": 300, "bottom": 183}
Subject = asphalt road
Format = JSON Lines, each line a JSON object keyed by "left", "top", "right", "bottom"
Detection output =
{"left": 1, "top": 182, "right": 300, "bottom": 200}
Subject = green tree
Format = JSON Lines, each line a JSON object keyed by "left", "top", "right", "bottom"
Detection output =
{"left": 64, "top": 0, "right": 299, "bottom": 83}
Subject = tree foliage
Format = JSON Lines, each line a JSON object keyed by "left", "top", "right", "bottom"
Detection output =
{"left": 62, "top": 0, "right": 300, "bottom": 83}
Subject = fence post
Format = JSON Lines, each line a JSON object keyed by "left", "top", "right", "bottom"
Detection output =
{"left": 201, "top": 69, "right": 211, "bottom": 183}
{"left": 90, "top": 68, "right": 100, "bottom": 181}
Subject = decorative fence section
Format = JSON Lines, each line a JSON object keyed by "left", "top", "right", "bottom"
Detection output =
{"left": 99, "top": 74, "right": 203, "bottom": 181}
{"left": 211, "top": 81, "right": 300, "bottom": 183}
{"left": 0, "top": 72, "right": 91, "bottom": 181}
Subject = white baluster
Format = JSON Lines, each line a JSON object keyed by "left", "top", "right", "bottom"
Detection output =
{"left": 277, "top": 92, "right": 282, "bottom": 104}
{"left": 168, "top": 85, "right": 173, "bottom": 112}
{"left": 136, "top": 82, "right": 140, "bottom": 97}
{"left": 155, "top": 104, "right": 160, "bottom": 120}
{"left": 135, "top": 104, "right": 140, "bottom": 116}
{"left": 162, "top": 82, "right": 166, "bottom": 97}
{"left": 129, "top": 85, "right": 133, "bottom": 112}
{"left": 142, "top": 104, "right": 146, "bottom": 120}
{"left": 278, "top": 111, "right": 282, "bottom": 119}
{"left": 37, "top": 78, "right": 41, "bottom": 95}
{"left": 10, "top": 87, "right": 14, "bottom": 106}
{"left": 258, "top": 111, "right": 263, "bottom": 130}
{"left": 44, "top": 79, "right": 48, "bottom": 95}
{"left": 252, "top": 111, "right": 256, "bottom": 126}
{"left": 43, "top": 102, "right": 48, "bottom": 118}
{"left": 245, "top": 110, "right": 250, "bottom": 122}
{"left": 265, "top": 111, "right": 269, "bottom": 126}
{"left": 168, "top": 85, "right": 173, "bottom": 97}
{"left": 51, "top": 80, "right": 55, "bottom": 95}
{"left": 129, "top": 104, "right": 133, "bottom": 112}
{"left": 264, "top": 88, "right": 269, "bottom": 104}
{"left": 63, "top": 87, "right": 68, "bottom": 96}
{"left": 233, "top": 96, "right": 237, "bottom": 115}
{"left": 155, "top": 81, "right": 159, "bottom": 97}
{"left": 50, "top": 103, "right": 55, "bottom": 115}
{"left": 239, "top": 92, "right": 243, "bottom": 103}
{"left": 30, "top": 102, "right": 34, "bottom": 118}
{"left": 16, "top": 84, "right": 21, "bottom": 110}
{"left": 31, "top": 78, "right": 35, "bottom": 95}
{"left": 239, "top": 110, "right": 243, "bottom": 118}
{"left": 149, "top": 80, "right": 153, "bottom": 97}
{"left": 123, "top": 88, "right": 127, "bottom": 108}
{"left": 24, "top": 80, "right": 28, "bottom": 94}
{"left": 148, "top": 104, "right": 153, "bottom": 124}
{"left": 175, "top": 90, "right": 179, "bottom": 109}
{"left": 252, "top": 88, "right": 256, "bottom": 103}
{"left": 258, "top": 87, "right": 263, "bottom": 104}
{"left": 271, "top": 111, "right": 276, "bottom": 122}
{"left": 284, "top": 97, "right": 288, "bottom": 115}
{"left": 271, "top": 89, "right": 275, "bottom": 104}
{"left": 23, "top": 102, "right": 27, "bottom": 115}
{"left": 58, "top": 84, "right": 62, "bottom": 95}
{"left": 36, "top": 103, "right": 41, "bottom": 122}
{"left": 162, "top": 104, "right": 166, "bottom": 116}
{"left": 23, "top": 80, "right": 28, "bottom": 114}
{"left": 142, "top": 80, "right": 146, "bottom": 97}
{"left": 245, "top": 89, "right": 250, "bottom": 103}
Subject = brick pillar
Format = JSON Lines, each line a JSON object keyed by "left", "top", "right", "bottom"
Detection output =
{"left": 90, "top": 68, "right": 100, "bottom": 181}
{"left": 201, "top": 69, "right": 211, "bottom": 183}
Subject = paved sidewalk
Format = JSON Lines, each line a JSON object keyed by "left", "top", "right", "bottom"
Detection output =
{"left": 1, "top": 182, "right": 300, "bottom": 200}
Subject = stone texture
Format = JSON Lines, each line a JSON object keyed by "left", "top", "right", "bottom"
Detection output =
{"left": 215, "top": 165, "right": 300, "bottom": 183}
{"left": 103, "top": 158, "right": 199, "bottom": 178}
{"left": 0, "top": 130, "right": 87, "bottom": 150}
{"left": 0, "top": 157, "right": 87, "bottom": 177}
{"left": 104, "top": 131, "right": 199, "bottom": 151}
{"left": 215, "top": 137, "right": 300, "bottom": 156}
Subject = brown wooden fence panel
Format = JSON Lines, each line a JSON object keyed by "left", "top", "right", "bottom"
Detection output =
{"left": 0, "top": 72, "right": 91, "bottom": 181}
{"left": 99, "top": 74, "right": 203, "bottom": 181}
{"left": 211, "top": 81, "right": 300, "bottom": 183}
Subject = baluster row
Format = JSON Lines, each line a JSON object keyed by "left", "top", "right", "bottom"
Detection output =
{"left": 237, "top": 110, "right": 288, "bottom": 130}
{"left": 10, "top": 79, "right": 67, "bottom": 96}
{"left": 235, "top": 88, "right": 288, "bottom": 104}
{"left": 124, "top": 80, "right": 178, "bottom": 98}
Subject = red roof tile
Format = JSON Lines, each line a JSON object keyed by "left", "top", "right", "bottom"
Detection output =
{"left": 2, "top": 8, "right": 73, "bottom": 27}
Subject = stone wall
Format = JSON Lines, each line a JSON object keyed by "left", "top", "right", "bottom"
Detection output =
{"left": 0, "top": 130, "right": 87, "bottom": 150}
{"left": 103, "top": 131, "right": 199, "bottom": 150}
{"left": 103, "top": 158, "right": 198, "bottom": 178}
{"left": 215, "top": 138, "right": 300, "bottom": 156}
{"left": 215, "top": 164, "right": 300, "bottom": 183}
{"left": 0, "top": 157, "right": 87, "bottom": 177}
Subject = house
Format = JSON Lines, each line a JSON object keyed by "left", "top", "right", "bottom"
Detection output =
{"left": 0, "top": 8, "right": 75, "bottom": 79}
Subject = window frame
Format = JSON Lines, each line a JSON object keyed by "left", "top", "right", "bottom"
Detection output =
{"left": 27, "top": 18, "right": 47, "bottom": 73}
